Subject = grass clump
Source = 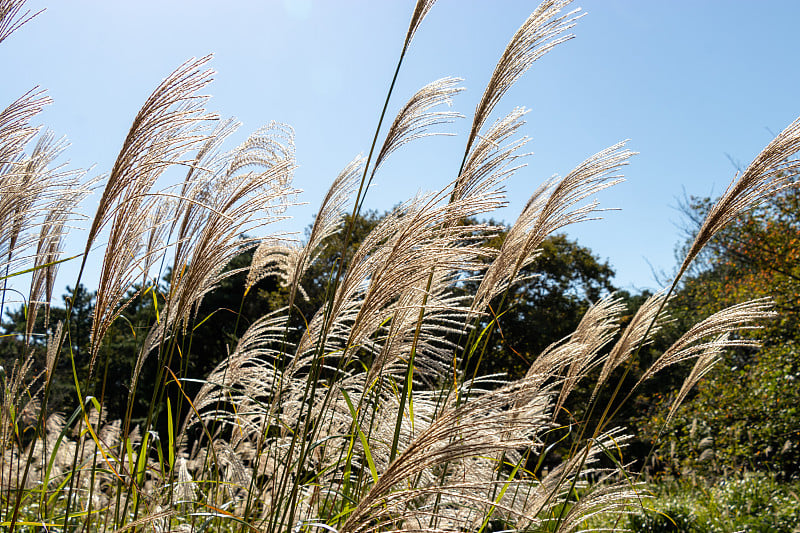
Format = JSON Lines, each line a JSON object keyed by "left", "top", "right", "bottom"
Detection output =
{"left": 1, "top": 0, "right": 799, "bottom": 531}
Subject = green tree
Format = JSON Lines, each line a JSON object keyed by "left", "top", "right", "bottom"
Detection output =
{"left": 649, "top": 182, "right": 800, "bottom": 478}
{"left": 0, "top": 284, "right": 95, "bottom": 416}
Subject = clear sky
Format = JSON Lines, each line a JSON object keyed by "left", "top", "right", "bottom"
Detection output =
{"left": 2, "top": 0, "right": 799, "bottom": 298}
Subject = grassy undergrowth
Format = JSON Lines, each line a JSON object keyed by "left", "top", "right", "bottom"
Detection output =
{"left": 614, "top": 473, "right": 800, "bottom": 532}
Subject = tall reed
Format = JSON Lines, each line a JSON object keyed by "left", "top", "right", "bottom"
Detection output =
{"left": 1, "top": 0, "right": 798, "bottom": 531}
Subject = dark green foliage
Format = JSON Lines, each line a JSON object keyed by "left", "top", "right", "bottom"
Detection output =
{"left": 0, "top": 284, "right": 94, "bottom": 416}
{"left": 647, "top": 183, "right": 800, "bottom": 479}
{"left": 652, "top": 342, "right": 800, "bottom": 478}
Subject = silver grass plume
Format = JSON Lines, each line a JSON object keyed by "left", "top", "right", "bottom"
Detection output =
{"left": 515, "top": 428, "right": 634, "bottom": 526}
{"left": 113, "top": 509, "right": 176, "bottom": 533}
{"left": 295, "top": 183, "right": 502, "bottom": 365}
{"left": 246, "top": 239, "right": 303, "bottom": 296}
{"left": 0, "top": 88, "right": 50, "bottom": 169}
{"left": 339, "top": 378, "right": 551, "bottom": 533}
{"left": 89, "top": 56, "right": 217, "bottom": 371}
{"left": 0, "top": 92, "right": 55, "bottom": 275}
{"left": 214, "top": 441, "right": 251, "bottom": 496}
{"left": 22, "top": 137, "right": 89, "bottom": 338}
{"left": 0, "top": 347, "right": 37, "bottom": 449}
{"left": 90, "top": 191, "right": 176, "bottom": 372}
{"left": 553, "top": 478, "right": 645, "bottom": 532}
{"left": 677, "top": 116, "right": 800, "bottom": 280}
{"left": 0, "top": 126, "right": 87, "bottom": 347}
{"left": 86, "top": 55, "right": 216, "bottom": 250}
{"left": 665, "top": 338, "right": 726, "bottom": 425}
{"left": 551, "top": 294, "right": 625, "bottom": 419}
{"left": 134, "top": 122, "right": 297, "bottom": 387}
{"left": 5, "top": 132, "right": 62, "bottom": 242}
{"left": 26, "top": 190, "right": 82, "bottom": 337}
{"left": 465, "top": 0, "right": 581, "bottom": 156}
{"left": 247, "top": 155, "right": 363, "bottom": 300}
{"left": 0, "top": 0, "right": 41, "bottom": 45}
{"left": 362, "top": 268, "right": 475, "bottom": 388}
{"left": 453, "top": 107, "right": 530, "bottom": 204}
{"left": 591, "top": 289, "right": 670, "bottom": 401}
{"left": 170, "top": 117, "right": 240, "bottom": 268}
{"left": 165, "top": 121, "right": 296, "bottom": 331}
{"left": 180, "top": 311, "right": 289, "bottom": 447}
{"left": 473, "top": 142, "right": 631, "bottom": 313}
{"left": 174, "top": 457, "right": 198, "bottom": 503}
{"left": 44, "top": 321, "right": 62, "bottom": 382}
{"left": 402, "top": 0, "right": 438, "bottom": 54}
{"left": 373, "top": 77, "right": 463, "bottom": 174}
{"left": 100, "top": 416, "right": 122, "bottom": 445}
{"left": 635, "top": 298, "right": 776, "bottom": 388}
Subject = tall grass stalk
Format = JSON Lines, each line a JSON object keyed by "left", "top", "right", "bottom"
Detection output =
{"left": 1, "top": 0, "right": 799, "bottom": 531}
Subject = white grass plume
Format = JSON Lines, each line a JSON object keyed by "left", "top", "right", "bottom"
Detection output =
{"left": 89, "top": 56, "right": 217, "bottom": 371}
{"left": 677, "top": 116, "right": 800, "bottom": 280}
{"left": 179, "top": 311, "right": 290, "bottom": 448}
{"left": 0, "top": 0, "right": 41, "bottom": 45}
{"left": 665, "top": 337, "right": 726, "bottom": 425}
{"left": 164, "top": 121, "right": 297, "bottom": 332}
{"left": 465, "top": 0, "right": 581, "bottom": 156}
{"left": 551, "top": 294, "right": 626, "bottom": 419}
{"left": 86, "top": 55, "right": 216, "bottom": 251}
{"left": 591, "top": 290, "right": 671, "bottom": 401}
{"left": 26, "top": 181, "right": 87, "bottom": 336}
{"left": 0, "top": 129, "right": 88, "bottom": 335}
{"left": 636, "top": 297, "right": 776, "bottom": 388}
{"left": 373, "top": 77, "right": 463, "bottom": 174}
{"left": 0, "top": 93, "right": 56, "bottom": 275}
{"left": 339, "top": 377, "right": 554, "bottom": 533}
{"left": 473, "top": 142, "right": 631, "bottom": 312}
{"left": 295, "top": 184, "right": 501, "bottom": 366}
{"left": 134, "top": 121, "right": 297, "bottom": 387}
{"left": 453, "top": 107, "right": 530, "bottom": 204}
{"left": 0, "top": 88, "right": 50, "bottom": 170}
{"left": 402, "top": 0, "right": 438, "bottom": 54}
{"left": 247, "top": 155, "right": 363, "bottom": 301}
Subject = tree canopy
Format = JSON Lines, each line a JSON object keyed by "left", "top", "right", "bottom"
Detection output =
{"left": 647, "top": 181, "right": 800, "bottom": 478}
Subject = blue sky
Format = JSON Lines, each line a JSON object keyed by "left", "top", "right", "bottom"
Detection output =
{"left": 2, "top": 0, "right": 799, "bottom": 297}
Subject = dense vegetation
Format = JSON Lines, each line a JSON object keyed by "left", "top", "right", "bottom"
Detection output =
{"left": 642, "top": 182, "right": 800, "bottom": 479}
{"left": 1, "top": 0, "right": 799, "bottom": 531}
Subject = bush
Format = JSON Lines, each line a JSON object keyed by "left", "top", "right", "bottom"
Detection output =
{"left": 628, "top": 505, "right": 699, "bottom": 533}
{"left": 626, "top": 474, "right": 800, "bottom": 533}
